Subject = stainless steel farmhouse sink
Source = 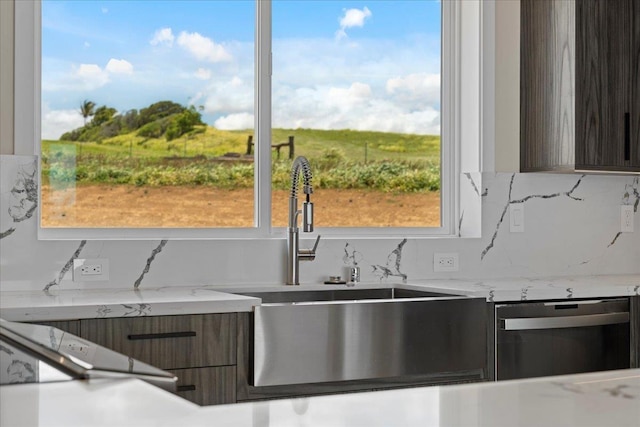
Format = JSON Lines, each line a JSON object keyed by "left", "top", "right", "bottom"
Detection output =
{"left": 235, "top": 287, "right": 455, "bottom": 303}
{"left": 231, "top": 287, "right": 487, "bottom": 388}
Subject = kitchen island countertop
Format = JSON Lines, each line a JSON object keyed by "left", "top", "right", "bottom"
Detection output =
{"left": 2, "top": 368, "right": 639, "bottom": 426}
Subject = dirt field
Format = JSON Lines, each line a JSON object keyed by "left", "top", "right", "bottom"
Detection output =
{"left": 41, "top": 184, "right": 440, "bottom": 228}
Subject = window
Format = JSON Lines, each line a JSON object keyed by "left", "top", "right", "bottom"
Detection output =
{"left": 40, "top": 0, "right": 256, "bottom": 229}
{"left": 271, "top": 1, "right": 443, "bottom": 229}
{"left": 27, "top": 0, "right": 462, "bottom": 239}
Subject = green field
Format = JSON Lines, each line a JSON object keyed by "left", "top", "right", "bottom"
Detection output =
{"left": 42, "top": 126, "right": 441, "bottom": 192}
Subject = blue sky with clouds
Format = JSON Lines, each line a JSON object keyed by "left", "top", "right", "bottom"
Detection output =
{"left": 41, "top": 0, "right": 441, "bottom": 139}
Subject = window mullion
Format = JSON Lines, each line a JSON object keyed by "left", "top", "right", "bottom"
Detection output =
{"left": 255, "top": 0, "right": 272, "bottom": 234}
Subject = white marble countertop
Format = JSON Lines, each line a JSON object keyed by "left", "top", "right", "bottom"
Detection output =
{"left": 0, "top": 285, "right": 261, "bottom": 322}
{"left": 404, "top": 274, "right": 640, "bottom": 302}
{"left": 1, "top": 274, "right": 638, "bottom": 321}
{"left": 2, "top": 369, "right": 639, "bottom": 426}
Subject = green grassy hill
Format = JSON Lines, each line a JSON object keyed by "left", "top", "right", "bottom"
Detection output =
{"left": 42, "top": 127, "right": 441, "bottom": 192}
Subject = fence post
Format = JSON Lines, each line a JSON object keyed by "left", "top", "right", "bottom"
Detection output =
{"left": 246, "top": 135, "right": 253, "bottom": 155}
{"left": 288, "top": 136, "right": 294, "bottom": 159}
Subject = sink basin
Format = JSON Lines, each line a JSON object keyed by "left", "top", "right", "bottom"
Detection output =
{"left": 231, "top": 287, "right": 487, "bottom": 387}
{"left": 232, "top": 287, "right": 456, "bottom": 304}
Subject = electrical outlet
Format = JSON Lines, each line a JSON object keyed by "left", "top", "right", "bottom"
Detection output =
{"left": 621, "top": 205, "right": 634, "bottom": 233}
{"left": 434, "top": 253, "right": 459, "bottom": 272}
{"left": 73, "top": 258, "right": 109, "bottom": 282}
{"left": 81, "top": 264, "right": 102, "bottom": 275}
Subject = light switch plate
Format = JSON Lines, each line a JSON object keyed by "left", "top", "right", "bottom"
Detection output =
{"left": 509, "top": 204, "right": 525, "bottom": 233}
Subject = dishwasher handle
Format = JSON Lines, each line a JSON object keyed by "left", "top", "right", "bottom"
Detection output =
{"left": 500, "top": 312, "right": 629, "bottom": 331}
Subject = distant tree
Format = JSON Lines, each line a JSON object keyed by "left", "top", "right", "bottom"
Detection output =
{"left": 91, "top": 105, "right": 117, "bottom": 127}
{"left": 165, "top": 106, "right": 204, "bottom": 141}
{"left": 138, "top": 101, "right": 186, "bottom": 126}
{"left": 121, "top": 109, "right": 139, "bottom": 131}
{"left": 79, "top": 100, "right": 96, "bottom": 125}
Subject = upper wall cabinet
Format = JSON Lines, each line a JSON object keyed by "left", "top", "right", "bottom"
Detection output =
{"left": 521, "top": 0, "right": 640, "bottom": 173}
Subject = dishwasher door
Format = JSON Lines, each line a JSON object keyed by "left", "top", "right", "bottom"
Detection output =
{"left": 496, "top": 298, "right": 630, "bottom": 381}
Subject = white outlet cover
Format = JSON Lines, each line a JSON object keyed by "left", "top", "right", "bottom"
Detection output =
{"left": 73, "top": 258, "right": 110, "bottom": 282}
{"left": 434, "top": 252, "right": 459, "bottom": 272}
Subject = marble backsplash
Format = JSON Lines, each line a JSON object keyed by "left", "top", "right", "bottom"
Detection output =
{"left": 1, "top": 154, "right": 638, "bottom": 292}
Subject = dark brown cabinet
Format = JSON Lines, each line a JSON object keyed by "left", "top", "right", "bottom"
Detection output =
{"left": 521, "top": 0, "right": 640, "bottom": 173}
{"left": 31, "top": 320, "right": 80, "bottom": 336}
{"left": 632, "top": 296, "right": 640, "bottom": 368}
{"left": 79, "top": 313, "right": 237, "bottom": 406}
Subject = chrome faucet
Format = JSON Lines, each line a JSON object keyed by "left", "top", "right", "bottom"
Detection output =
{"left": 287, "top": 156, "right": 321, "bottom": 285}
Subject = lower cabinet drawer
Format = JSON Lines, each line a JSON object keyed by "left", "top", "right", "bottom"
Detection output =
{"left": 80, "top": 314, "right": 236, "bottom": 369}
{"left": 168, "top": 366, "right": 236, "bottom": 406}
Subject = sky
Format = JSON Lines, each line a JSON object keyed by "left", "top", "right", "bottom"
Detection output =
{"left": 41, "top": 0, "right": 441, "bottom": 140}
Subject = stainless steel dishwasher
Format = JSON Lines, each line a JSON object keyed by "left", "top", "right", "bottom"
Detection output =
{"left": 496, "top": 298, "right": 631, "bottom": 380}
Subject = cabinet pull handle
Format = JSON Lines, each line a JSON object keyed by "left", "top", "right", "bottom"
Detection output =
{"left": 500, "top": 312, "right": 629, "bottom": 330}
{"left": 177, "top": 385, "right": 196, "bottom": 392}
{"left": 127, "top": 331, "right": 196, "bottom": 340}
{"left": 624, "top": 112, "right": 630, "bottom": 161}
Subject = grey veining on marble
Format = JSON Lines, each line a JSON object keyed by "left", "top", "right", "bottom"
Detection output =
{"left": 95, "top": 303, "right": 151, "bottom": 318}
{"left": 0, "top": 286, "right": 260, "bottom": 321}
{"left": 0, "top": 342, "right": 38, "bottom": 385}
{"left": 459, "top": 171, "right": 482, "bottom": 238}
{"left": 609, "top": 176, "right": 640, "bottom": 248}
{"left": 464, "top": 172, "right": 481, "bottom": 197}
{"left": 134, "top": 240, "right": 169, "bottom": 289}
{"left": 0, "top": 156, "right": 38, "bottom": 240}
{"left": 481, "top": 173, "right": 584, "bottom": 261}
{"left": 407, "top": 274, "right": 640, "bottom": 302}
{"left": 342, "top": 242, "right": 363, "bottom": 267}
{"left": 43, "top": 240, "right": 87, "bottom": 293}
{"left": 1, "top": 151, "right": 638, "bottom": 291}
{"left": 372, "top": 238, "right": 408, "bottom": 282}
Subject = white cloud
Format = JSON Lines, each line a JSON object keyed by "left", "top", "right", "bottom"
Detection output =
{"left": 41, "top": 104, "right": 85, "bottom": 140}
{"left": 177, "top": 31, "right": 232, "bottom": 62}
{"left": 150, "top": 27, "right": 175, "bottom": 46}
{"left": 336, "top": 7, "right": 372, "bottom": 40}
{"left": 74, "top": 63, "right": 110, "bottom": 89}
{"left": 327, "top": 82, "right": 372, "bottom": 107}
{"left": 201, "top": 76, "right": 252, "bottom": 114}
{"left": 194, "top": 68, "right": 212, "bottom": 80}
{"left": 43, "top": 25, "right": 441, "bottom": 138}
{"left": 271, "top": 82, "right": 439, "bottom": 135}
{"left": 48, "top": 58, "right": 134, "bottom": 93}
{"left": 214, "top": 112, "right": 254, "bottom": 130}
{"left": 105, "top": 58, "right": 134, "bottom": 75}
{"left": 386, "top": 73, "right": 440, "bottom": 108}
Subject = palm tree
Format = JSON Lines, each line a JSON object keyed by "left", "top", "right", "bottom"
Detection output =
{"left": 79, "top": 100, "right": 96, "bottom": 125}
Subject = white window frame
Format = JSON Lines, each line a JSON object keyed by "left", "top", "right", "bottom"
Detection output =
{"left": 14, "top": 0, "right": 482, "bottom": 240}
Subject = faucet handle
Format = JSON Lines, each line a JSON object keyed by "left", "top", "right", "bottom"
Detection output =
{"left": 311, "top": 234, "right": 321, "bottom": 252}
{"left": 299, "top": 235, "right": 321, "bottom": 261}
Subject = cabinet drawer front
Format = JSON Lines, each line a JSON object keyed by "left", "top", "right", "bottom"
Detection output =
{"left": 168, "top": 366, "right": 236, "bottom": 406}
{"left": 32, "top": 320, "right": 81, "bottom": 336}
{"left": 80, "top": 314, "right": 236, "bottom": 369}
